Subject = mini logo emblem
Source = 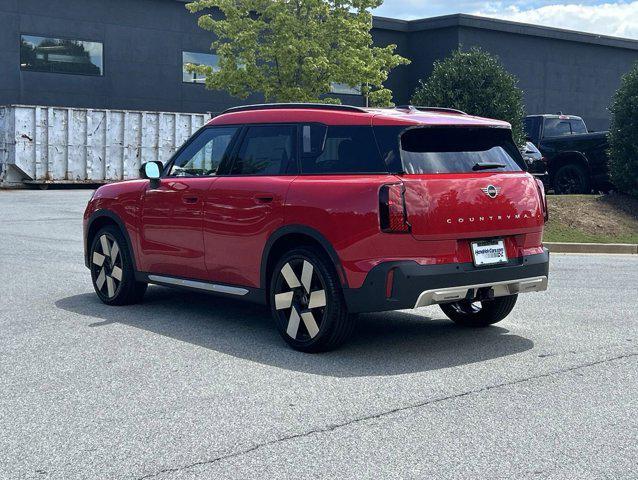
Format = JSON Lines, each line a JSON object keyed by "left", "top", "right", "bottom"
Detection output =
{"left": 481, "top": 185, "right": 501, "bottom": 198}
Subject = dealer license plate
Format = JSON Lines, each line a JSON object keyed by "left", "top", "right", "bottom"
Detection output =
{"left": 471, "top": 239, "right": 508, "bottom": 266}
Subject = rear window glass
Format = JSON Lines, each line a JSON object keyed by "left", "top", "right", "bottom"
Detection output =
{"left": 300, "top": 126, "right": 386, "bottom": 174}
{"left": 400, "top": 127, "right": 525, "bottom": 174}
{"left": 543, "top": 118, "right": 587, "bottom": 137}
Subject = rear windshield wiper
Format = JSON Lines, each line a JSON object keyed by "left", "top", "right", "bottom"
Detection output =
{"left": 472, "top": 162, "right": 507, "bottom": 171}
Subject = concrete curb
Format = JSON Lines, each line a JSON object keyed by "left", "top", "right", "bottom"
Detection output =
{"left": 545, "top": 242, "right": 638, "bottom": 254}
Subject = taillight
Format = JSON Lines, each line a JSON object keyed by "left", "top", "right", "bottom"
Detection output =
{"left": 379, "top": 183, "right": 410, "bottom": 233}
{"left": 535, "top": 178, "right": 549, "bottom": 222}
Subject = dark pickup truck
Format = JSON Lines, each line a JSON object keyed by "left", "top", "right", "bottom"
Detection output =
{"left": 524, "top": 114, "right": 612, "bottom": 194}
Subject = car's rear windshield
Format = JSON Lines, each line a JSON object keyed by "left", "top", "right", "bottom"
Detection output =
{"left": 399, "top": 127, "right": 525, "bottom": 174}
{"left": 542, "top": 118, "right": 588, "bottom": 137}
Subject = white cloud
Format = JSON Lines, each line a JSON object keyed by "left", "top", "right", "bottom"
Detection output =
{"left": 374, "top": 1, "right": 638, "bottom": 40}
{"left": 475, "top": 2, "right": 638, "bottom": 39}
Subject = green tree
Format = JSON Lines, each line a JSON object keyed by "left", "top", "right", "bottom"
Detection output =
{"left": 608, "top": 64, "right": 638, "bottom": 197}
{"left": 411, "top": 48, "right": 526, "bottom": 145}
{"left": 185, "top": 0, "right": 409, "bottom": 106}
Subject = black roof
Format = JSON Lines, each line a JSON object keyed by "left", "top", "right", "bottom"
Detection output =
{"left": 220, "top": 103, "right": 368, "bottom": 115}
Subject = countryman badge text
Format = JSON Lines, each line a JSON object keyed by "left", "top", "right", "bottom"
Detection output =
{"left": 446, "top": 213, "right": 537, "bottom": 224}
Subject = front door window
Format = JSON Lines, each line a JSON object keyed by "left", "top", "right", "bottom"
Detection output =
{"left": 169, "top": 127, "right": 238, "bottom": 177}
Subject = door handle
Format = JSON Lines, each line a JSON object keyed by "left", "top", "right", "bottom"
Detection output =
{"left": 183, "top": 195, "right": 199, "bottom": 204}
{"left": 254, "top": 194, "right": 274, "bottom": 204}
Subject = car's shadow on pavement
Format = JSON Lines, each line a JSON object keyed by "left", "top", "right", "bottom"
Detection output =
{"left": 56, "top": 286, "right": 534, "bottom": 378}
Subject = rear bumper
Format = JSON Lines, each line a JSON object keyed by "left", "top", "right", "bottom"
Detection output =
{"left": 343, "top": 249, "right": 549, "bottom": 313}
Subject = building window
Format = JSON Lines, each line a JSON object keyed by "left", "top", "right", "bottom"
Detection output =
{"left": 330, "top": 83, "right": 362, "bottom": 96}
{"left": 183, "top": 51, "right": 219, "bottom": 84}
{"left": 20, "top": 35, "right": 103, "bottom": 76}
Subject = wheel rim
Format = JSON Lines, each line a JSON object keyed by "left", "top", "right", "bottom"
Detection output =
{"left": 273, "top": 258, "right": 327, "bottom": 341}
{"left": 91, "top": 234, "right": 123, "bottom": 299}
{"left": 556, "top": 166, "right": 583, "bottom": 194}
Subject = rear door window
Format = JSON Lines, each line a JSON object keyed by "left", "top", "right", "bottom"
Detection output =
{"left": 300, "top": 125, "right": 386, "bottom": 174}
{"left": 230, "top": 125, "right": 298, "bottom": 175}
{"left": 400, "top": 127, "right": 525, "bottom": 174}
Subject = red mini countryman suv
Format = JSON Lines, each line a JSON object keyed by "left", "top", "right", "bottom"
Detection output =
{"left": 84, "top": 104, "right": 549, "bottom": 352}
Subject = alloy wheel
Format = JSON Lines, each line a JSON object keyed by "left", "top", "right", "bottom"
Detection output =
{"left": 91, "top": 234, "right": 123, "bottom": 299}
{"left": 273, "top": 258, "right": 327, "bottom": 341}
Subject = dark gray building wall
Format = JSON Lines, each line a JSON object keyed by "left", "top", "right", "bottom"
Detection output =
{"left": 403, "top": 27, "right": 460, "bottom": 104}
{"left": 370, "top": 24, "right": 411, "bottom": 105}
{"left": 0, "top": 0, "right": 262, "bottom": 113}
{"left": 457, "top": 24, "right": 638, "bottom": 131}
{"left": 2, "top": 2, "right": 638, "bottom": 130}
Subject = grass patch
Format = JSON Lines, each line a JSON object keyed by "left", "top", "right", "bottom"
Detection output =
{"left": 543, "top": 194, "right": 638, "bottom": 244}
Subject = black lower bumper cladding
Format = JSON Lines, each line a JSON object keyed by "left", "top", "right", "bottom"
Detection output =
{"left": 343, "top": 250, "right": 550, "bottom": 313}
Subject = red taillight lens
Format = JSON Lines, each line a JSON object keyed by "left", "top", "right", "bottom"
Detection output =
{"left": 379, "top": 183, "right": 410, "bottom": 233}
{"left": 535, "top": 178, "right": 549, "bottom": 222}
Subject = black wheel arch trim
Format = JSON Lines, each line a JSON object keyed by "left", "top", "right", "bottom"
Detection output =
{"left": 85, "top": 209, "right": 138, "bottom": 271}
{"left": 260, "top": 225, "right": 348, "bottom": 290}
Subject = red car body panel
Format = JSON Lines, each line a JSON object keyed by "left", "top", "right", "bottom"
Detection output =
{"left": 84, "top": 180, "right": 146, "bottom": 267}
{"left": 285, "top": 174, "right": 399, "bottom": 288}
{"left": 84, "top": 106, "right": 546, "bottom": 306}
{"left": 203, "top": 175, "right": 294, "bottom": 287}
{"left": 139, "top": 176, "right": 212, "bottom": 279}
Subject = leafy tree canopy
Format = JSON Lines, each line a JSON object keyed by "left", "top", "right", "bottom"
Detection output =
{"left": 186, "top": 0, "right": 409, "bottom": 106}
{"left": 608, "top": 63, "right": 638, "bottom": 197}
{"left": 411, "top": 48, "right": 526, "bottom": 145}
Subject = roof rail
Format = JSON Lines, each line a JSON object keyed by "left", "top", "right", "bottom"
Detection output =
{"left": 395, "top": 105, "right": 468, "bottom": 115}
{"left": 220, "top": 103, "right": 368, "bottom": 115}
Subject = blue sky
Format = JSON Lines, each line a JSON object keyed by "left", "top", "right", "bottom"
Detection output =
{"left": 373, "top": 1, "right": 638, "bottom": 39}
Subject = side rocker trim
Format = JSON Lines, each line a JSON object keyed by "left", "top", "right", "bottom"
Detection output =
{"left": 148, "top": 274, "right": 249, "bottom": 296}
{"left": 136, "top": 271, "right": 266, "bottom": 305}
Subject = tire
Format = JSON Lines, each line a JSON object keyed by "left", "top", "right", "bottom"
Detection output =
{"left": 89, "top": 225, "right": 147, "bottom": 305}
{"left": 553, "top": 163, "right": 591, "bottom": 194}
{"left": 440, "top": 294, "right": 518, "bottom": 328}
{"left": 269, "top": 247, "right": 355, "bottom": 353}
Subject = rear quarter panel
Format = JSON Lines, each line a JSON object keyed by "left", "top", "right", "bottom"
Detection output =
{"left": 286, "top": 175, "right": 396, "bottom": 288}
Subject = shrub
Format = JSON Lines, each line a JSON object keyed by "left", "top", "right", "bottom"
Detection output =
{"left": 608, "top": 64, "right": 638, "bottom": 197}
{"left": 411, "top": 48, "right": 525, "bottom": 145}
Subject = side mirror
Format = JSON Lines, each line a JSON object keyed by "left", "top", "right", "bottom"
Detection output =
{"left": 141, "top": 161, "right": 162, "bottom": 188}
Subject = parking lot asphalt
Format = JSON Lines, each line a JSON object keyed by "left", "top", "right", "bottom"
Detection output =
{"left": 0, "top": 189, "right": 636, "bottom": 480}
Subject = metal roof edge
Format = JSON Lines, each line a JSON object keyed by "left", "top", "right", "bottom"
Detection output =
{"left": 374, "top": 13, "right": 638, "bottom": 51}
